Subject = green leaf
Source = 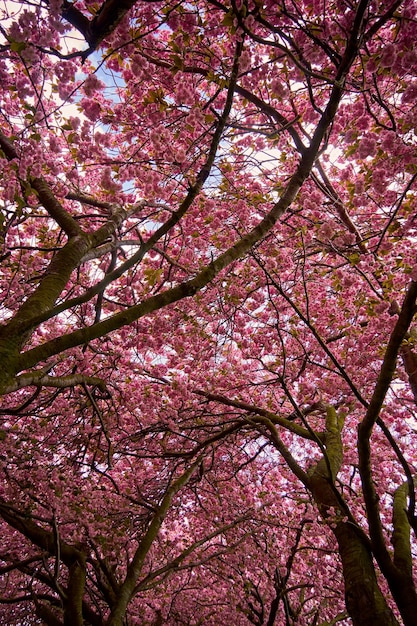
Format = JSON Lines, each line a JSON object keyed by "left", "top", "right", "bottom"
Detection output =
{"left": 222, "top": 11, "right": 235, "bottom": 27}
{"left": 10, "top": 41, "right": 26, "bottom": 54}
{"left": 348, "top": 252, "right": 360, "bottom": 265}
{"left": 171, "top": 55, "right": 184, "bottom": 70}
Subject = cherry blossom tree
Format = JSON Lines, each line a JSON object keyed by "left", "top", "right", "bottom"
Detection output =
{"left": 0, "top": 0, "right": 417, "bottom": 624}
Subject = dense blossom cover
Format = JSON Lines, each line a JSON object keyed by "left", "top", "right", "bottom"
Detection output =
{"left": 0, "top": 0, "right": 417, "bottom": 624}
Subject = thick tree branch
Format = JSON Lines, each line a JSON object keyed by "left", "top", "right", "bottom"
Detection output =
{"left": 0, "top": 131, "right": 81, "bottom": 238}
{"left": 61, "top": 0, "right": 138, "bottom": 54}
{"left": 0, "top": 500, "right": 85, "bottom": 569}
{"left": 0, "top": 501, "right": 88, "bottom": 624}
{"left": 392, "top": 481, "right": 414, "bottom": 576}
{"left": 194, "top": 390, "right": 325, "bottom": 442}
{"left": 359, "top": 280, "right": 417, "bottom": 447}
{"left": 107, "top": 456, "right": 204, "bottom": 626}
{"left": 4, "top": 372, "right": 106, "bottom": 394}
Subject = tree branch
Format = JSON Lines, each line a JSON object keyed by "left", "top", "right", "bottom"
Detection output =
{"left": 358, "top": 280, "right": 417, "bottom": 591}
{"left": 194, "top": 390, "right": 325, "bottom": 442}
{"left": 107, "top": 456, "right": 204, "bottom": 626}
{"left": 4, "top": 372, "right": 106, "bottom": 394}
{"left": 392, "top": 480, "right": 414, "bottom": 576}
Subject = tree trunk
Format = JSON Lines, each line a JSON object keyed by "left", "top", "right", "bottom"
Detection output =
{"left": 333, "top": 522, "right": 399, "bottom": 626}
{"left": 307, "top": 407, "right": 399, "bottom": 625}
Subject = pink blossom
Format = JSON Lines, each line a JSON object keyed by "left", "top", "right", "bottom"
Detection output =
{"left": 83, "top": 74, "right": 105, "bottom": 97}
{"left": 239, "top": 50, "right": 252, "bottom": 73}
{"left": 380, "top": 43, "right": 397, "bottom": 68}
{"left": 375, "top": 300, "right": 390, "bottom": 314}
{"left": 402, "top": 83, "right": 417, "bottom": 104}
{"left": 81, "top": 98, "right": 101, "bottom": 121}
{"left": 410, "top": 264, "right": 417, "bottom": 281}
{"left": 357, "top": 136, "right": 377, "bottom": 158}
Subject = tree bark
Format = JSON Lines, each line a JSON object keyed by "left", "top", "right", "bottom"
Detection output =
{"left": 308, "top": 407, "right": 399, "bottom": 626}
{"left": 333, "top": 523, "right": 399, "bottom": 626}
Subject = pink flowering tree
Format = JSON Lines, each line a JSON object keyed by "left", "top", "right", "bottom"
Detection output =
{"left": 0, "top": 0, "right": 417, "bottom": 624}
